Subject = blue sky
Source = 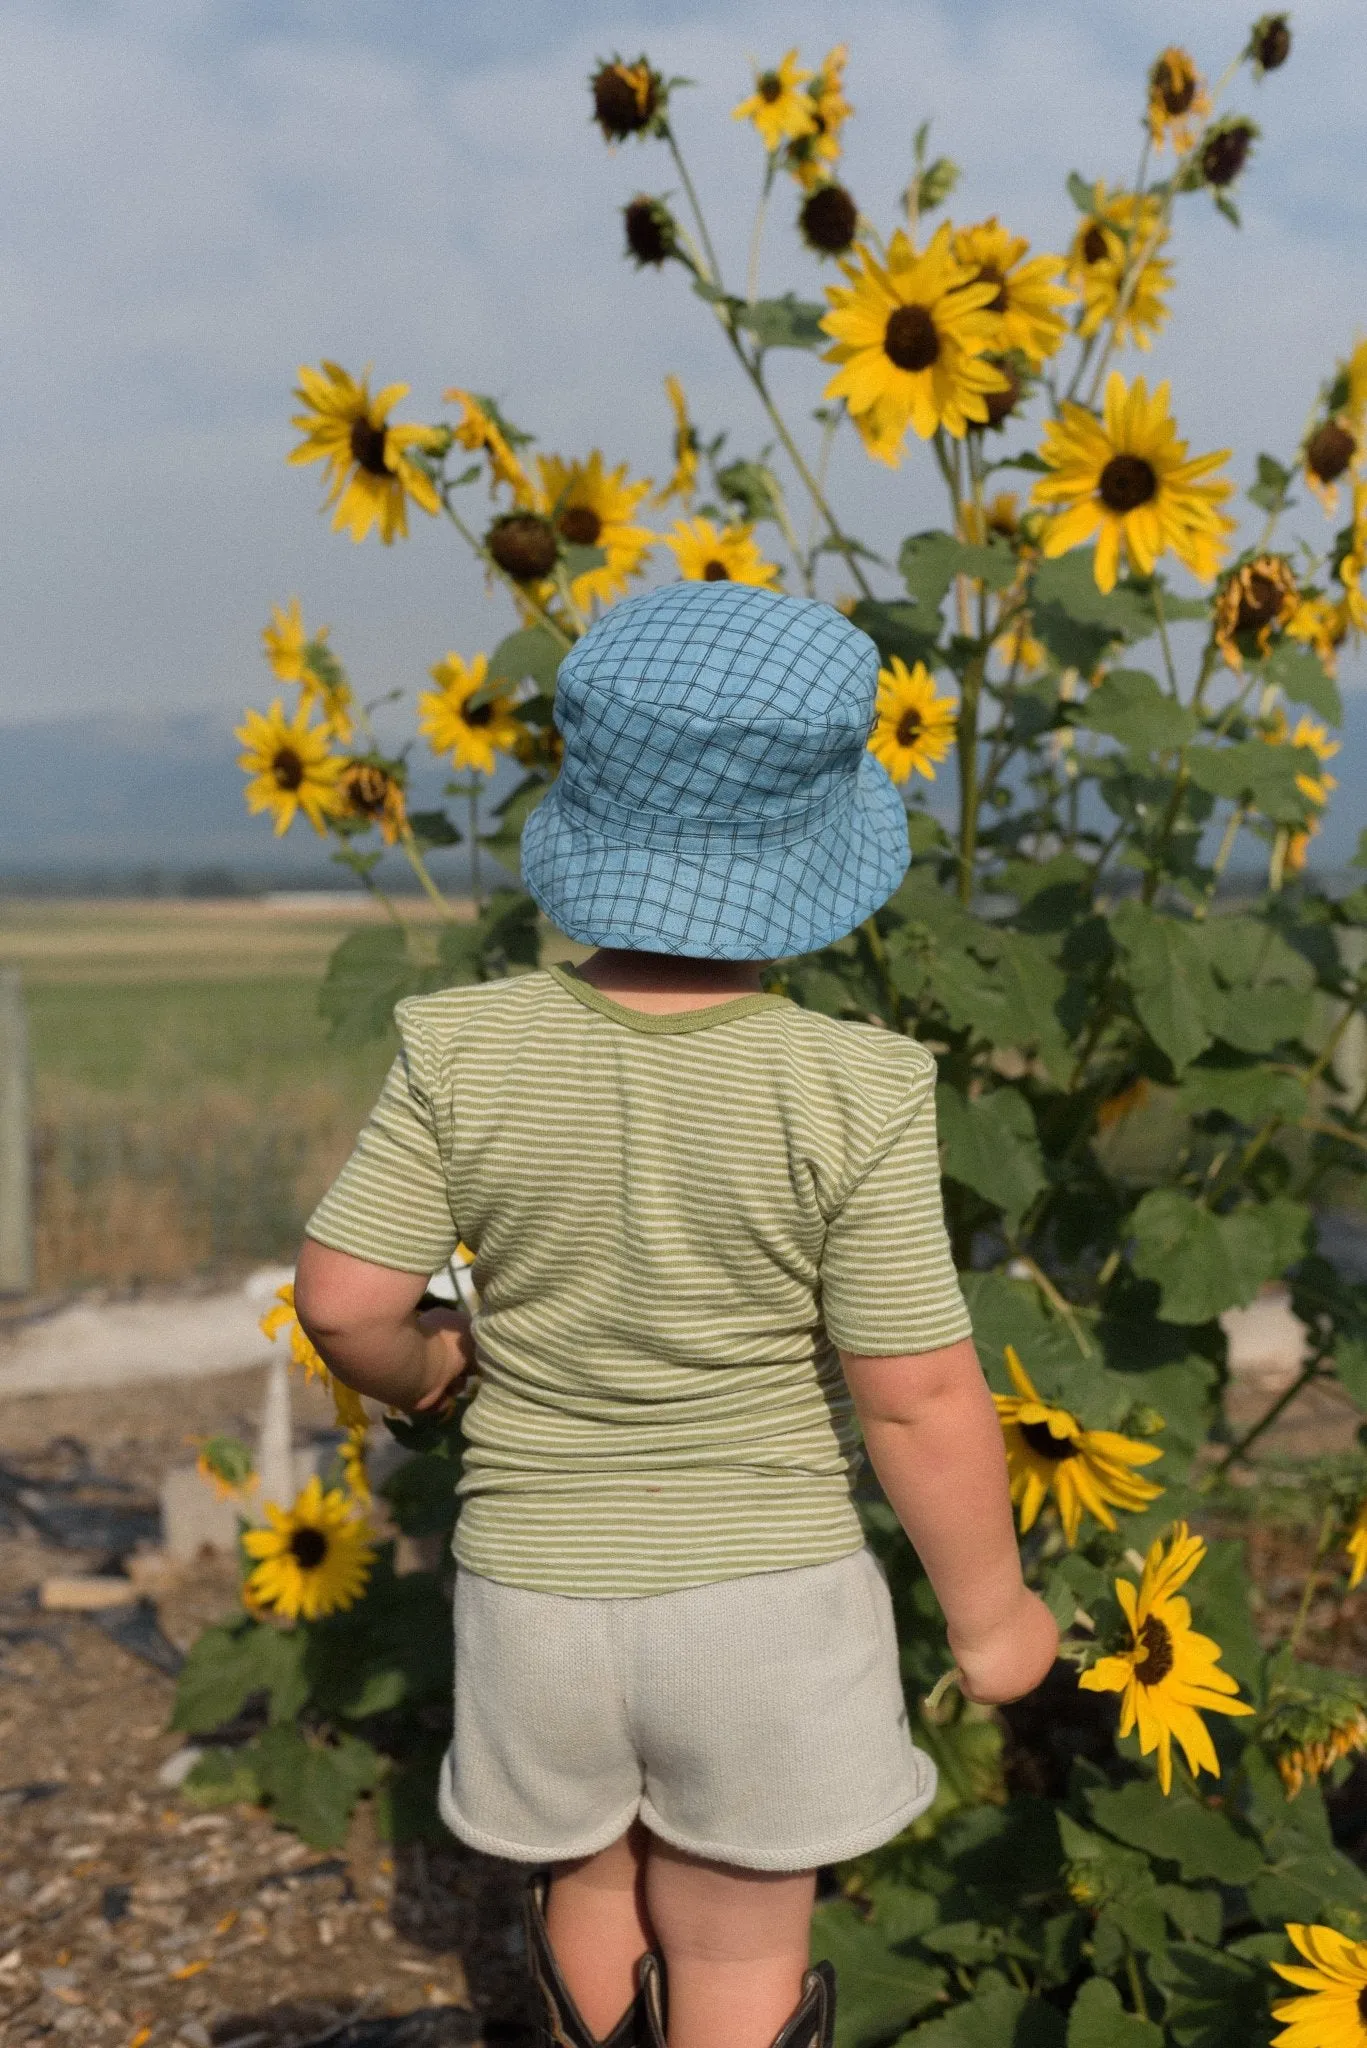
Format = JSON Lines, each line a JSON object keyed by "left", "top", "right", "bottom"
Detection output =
{"left": 1, "top": 0, "right": 1364, "bottom": 774}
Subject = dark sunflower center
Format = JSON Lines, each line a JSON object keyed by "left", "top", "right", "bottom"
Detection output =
{"left": 289, "top": 1527, "right": 328, "bottom": 1570}
{"left": 349, "top": 418, "right": 390, "bottom": 477}
{"left": 1307, "top": 420, "right": 1356, "bottom": 484}
{"left": 1136, "top": 1613, "right": 1175, "bottom": 1686}
{"left": 1019, "top": 1419, "right": 1081, "bottom": 1463}
{"left": 884, "top": 304, "right": 940, "bottom": 372}
{"left": 345, "top": 766, "right": 389, "bottom": 814}
{"left": 759, "top": 72, "right": 783, "bottom": 102}
{"left": 702, "top": 559, "right": 730, "bottom": 581}
{"left": 1081, "top": 224, "right": 1110, "bottom": 266}
{"left": 1238, "top": 572, "right": 1285, "bottom": 629}
{"left": 976, "top": 264, "right": 1008, "bottom": 314}
{"left": 1099, "top": 454, "right": 1158, "bottom": 513}
{"left": 896, "top": 710, "right": 923, "bottom": 748}
{"left": 463, "top": 696, "right": 494, "bottom": 728}
{"left": 272, "top": 747, "right": 305, "bottom": 792}
{"left": 1156, "top": 61, "right": 1196, "bottom": 115}
{"left": 558, "top": 505, "right": 602, "bottom": 546}
{"left": 1358, "top": 1984, "right": 1367, "bottom": 2026}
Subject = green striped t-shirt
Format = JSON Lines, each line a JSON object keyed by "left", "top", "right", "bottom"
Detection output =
{"left": 306, "top": 963, "right": 971, "bottom": 1596}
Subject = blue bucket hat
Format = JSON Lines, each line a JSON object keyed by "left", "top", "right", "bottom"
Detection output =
{"left": 519, "top": 580, "right": 910, "bottom": 960}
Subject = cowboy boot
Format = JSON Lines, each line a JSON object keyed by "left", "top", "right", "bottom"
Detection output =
{"left": 525, "top": 1873, "right": 656, "bottom": 2048}
{"left": 638, "top": 1948, "right": 834, "bottom": 2048}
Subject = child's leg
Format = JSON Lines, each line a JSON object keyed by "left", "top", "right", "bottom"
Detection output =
{"left": 545, "top": 1820, "right": 654, "bottom": 2035}
{"left": 644, "top": 1838, "right": 816, "bottom": 2048}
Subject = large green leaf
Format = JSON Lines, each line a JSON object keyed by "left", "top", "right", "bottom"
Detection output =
{"left": 1065, "top": 1979, "right": 1162, "bottom": 2048}
{"left": 1176, "top": 1065, "right": 1308, "bottom": 1126}
{"left": 992, "top": 933, "right": 1073, "bottom": 1080}
{"left": 1076, "top": 669, "right": 1198, "bottom": 754}
{"left": 1145, "top": 1942, "right": 1278, "bottom": 2048}
{"left": 1029, "top": 553, "right": 1155, "bottom": 671}
{"left": 937, "top": 1086, "right": 1046, "bottom": 1230}
{"left": 849, "top": 599, "right": 941, "bottom": 672}
{"left": 1261, "top": 640, "right": 1342, "bottom": 723}
{"left": 252, "top": 1725, "right": 382, "bottom": 1848}
{"left": 483, "top": 624, "right": 563, "bottom": 695}
{"left": 905, "top": 1970, "right": 1064, "bottom": 2046}
{"left": 1128, "top": 1193, "right": 1237, "bottom": 1325}
{"left": 736, "top": 293, "right": 827, "bottom": 351}
{"left": 172, "top": 1619, "right": 310, "bottom": 1733}
{"left": 1184, "top": 739, "right": 1321, "bottom": 823}
{"left": 318, "top": 925, "right": 422, "bottom": 1045}
{"left": 1110, "top": 902, "right": 1218, "bottom": 1072}
{"left": 1086, "top": 1779, "right": 1262, "bottom": 1884}
{"left": 809, "top": 1900, "right": 945, "bottom": 2048}
{"left": 899, "top": 531, "right": 1016, "bottom": 610}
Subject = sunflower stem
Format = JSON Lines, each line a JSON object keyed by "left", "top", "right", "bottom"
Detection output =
{"left": 1124, "top": 1947, "right": 1150, "bottom": 2024}
{"left": 729, "top": 337, "right": 876, "bottom": 599}
{"left": 1288, "top": 1505, "right": 1339, "bottom": 1656}
{"left": 1208, "top": 1357, "right": 1323, "bottom": 1479}
{"left": 397, "top": 829, "right": 459, "bottom": 920}
{"left": 437, "top": 488, "right": 576, "bottom": 652}
{"left": 858, "top": 914, "right": 905, "bottom": 1031}
{"left": 954, "top": 650, "right": 985, "bottom": 904}
{"left": 663, "top": 125, "right": 724, "bottom": 290}
{"left": 1015, "top": 1253, "right": 1094, "bottom": 1358}
{"left": 469, "top": 783, "right": 483, "bottom": 914}
{"left": 746, "top": 158, "right": 777, "bottom": 306}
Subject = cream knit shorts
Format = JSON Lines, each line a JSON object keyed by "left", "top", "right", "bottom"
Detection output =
{"left": 438, "top": 1546, "right": 936, "bottom": 1871}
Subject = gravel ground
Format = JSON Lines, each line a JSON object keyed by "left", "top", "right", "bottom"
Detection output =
{"left": 0, "top": 1369, "right": 535, "bottom": 2048}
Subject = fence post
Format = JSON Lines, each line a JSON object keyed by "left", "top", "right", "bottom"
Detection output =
{"left": 0, "top": 968, "right": 34, "bottom": 1295}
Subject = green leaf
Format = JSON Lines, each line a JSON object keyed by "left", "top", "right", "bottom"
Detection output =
{"left": 736, "top": 293, "right": 827, "bottom": 351}
{"left": 1086, "top": 1779, "right": 1263, "bottom": 1883}
{"left": 318, "top": 926, "right": 419, "bottom": 1045}
{"left": 1155, "top": 1885, "right": 1223, "bottom": 1946}
{"left": 993, "top": 933, "right": 1072, "bottom": 1081}
{"left": 937, "top": 1086, "right": 1046, "bottom": 1230}
{"left": 172, "top": 1620, "right": 310, "bottom": 1734}
{"left": 561, "top": 543, "right": 607, "bottom": 579}
{"left": 382, "top": 1452, "right": 459, "bottom": 1538}
{"left": 808, "top": 1900, "right": 946, "bottom": 2048}
{"left": 1029, "top": 554, "right": 1154, "bottom": 672}
{"left": 1247, "top": 452, "right": 1292, "bottom": 516}
{"left": 1184, "top": 739, "right": 1321, "bottom": 824}
{"left": 480, "top": 773, "right": 549, "bottom": 871}
{"left": 1065, "top": 1978, "right": 1163, "bottom": 2048}
{"left": 905, "top": 1970, "right": 1064, "bottom": 2046}
{"left": 849, "top": 599, "right": 941, "bottom": 672}
{"left": 1130, "top": 1191, "right": 1309, "bottom": 1324}
{"left": 484, "top": 624, "right": 563, "bottom": 696}
{"left": 1076, "top": 669, "right": 1198, "bottom": 754}
{"left": 181, "top": 1745, "right": 263, "bottom": 1808}
{"left": 408, "top": 808, "right": 462, "bottom": 848}
{"left": 1176, "top": 1065, "right": 1308, "bottom": 1126}
{"left": 1066, "top": 171, "right": 1095, "bottom": 212}
{"left": 1262, "top": 640, "right": 1342, "bottom": 724}
{"left": 1110, "top": 901, "right": 1218, "bottom": 1072}
{"left": 253, "top": 1726, "right": 381, "bottom": 1849}
{"left": 716, "top": 459, "right": 784, "bottom": 523}
{"left": 899, "top": 532, "right": 1016, "bottom": 610}
{"left": 1145, "top": 1943, "right": 1277, "bottom": 2048}
{"left": 1220, "top": 1196, "right": 1311, "bottom": 1292}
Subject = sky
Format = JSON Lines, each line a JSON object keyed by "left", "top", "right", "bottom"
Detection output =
{"left": 1, "top": 0, "right": 1364, "bottom": 775}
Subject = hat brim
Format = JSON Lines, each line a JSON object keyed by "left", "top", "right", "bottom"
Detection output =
{"left": 519, "top": 751, "right": 911, "bottom": 961}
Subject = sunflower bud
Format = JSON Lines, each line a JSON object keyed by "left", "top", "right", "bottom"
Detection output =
{"left": 1200, "top": 117, "right": 1258, "bottom": 188}
{"left": 1248, "top": 13, "right": 1292, "bottom": 73}
{"left": 590, "top": 57, "right": 663, "bottom": 141}
{"left": 487, "top": 512, "right": 559, "bottom": 583}
{"left": 623, "top": 195, "right": 678, "bottom": 267}
{"left": 1306, "top": 420, "right": 1357, "bottom": 488}
{"left": 799, "top": 183, "right": 859, "bottom": 256}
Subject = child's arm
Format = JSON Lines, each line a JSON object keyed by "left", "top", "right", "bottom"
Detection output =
{"left": 294, "top": 1238, "right": 476, "bottom": 1415}
{"left": 840, "top": 1335, "right": 1058, "bottom": 1705}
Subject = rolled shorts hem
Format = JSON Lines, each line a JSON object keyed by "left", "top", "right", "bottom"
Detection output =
{"left": 439, "top": 1765, "right": 644, "bottom": 1866}
{"left": 636, "top": 1776, "right": 937, "bottom": 1873}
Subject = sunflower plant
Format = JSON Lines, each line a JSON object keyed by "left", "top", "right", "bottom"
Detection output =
{"left": 191, "top": 15, "right": 1367, "bottom": 2027}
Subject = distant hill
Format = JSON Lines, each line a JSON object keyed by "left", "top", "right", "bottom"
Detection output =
{"left": 0, "top": 695, "right": 1362, "bottom": 890}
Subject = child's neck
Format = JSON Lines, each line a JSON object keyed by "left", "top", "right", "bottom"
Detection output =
{"left": 571, "top": 949, "right": 767, "bottom": 1015}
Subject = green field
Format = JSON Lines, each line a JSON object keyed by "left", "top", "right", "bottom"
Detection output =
{"left": 0, "top": 897, "right": 578, "bottom": 1292}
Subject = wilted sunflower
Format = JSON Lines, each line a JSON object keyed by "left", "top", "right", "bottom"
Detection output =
{"left": 1263, "top": 710, "right": 1340, "bottom": 809}
{"left": 1249, "top": 14, "right": 1292, "bottom": 75}
{"left": 1200, "top": 117, "right": 1258, "bottom": 190}
{"left": 1032, "top": 371, "right": 1234, "bottom": 594}
{"left": 664, "top": 517, "right": 781, "bottom": 587}
{"left": 785, "top": 45, "right": 851, "bottom": 189}
{"left": 868, "top": 658, "right": 957, "bottom": 783}
{"left": 536, "top": 451, "right": 655, "bottom": 608}
{"left": 799, "top": 184, "right": 860, "bottom": 257}
{"left": 289, "top": 361, "right": 441, "bottom": 545}
{"left": 1276, "top": 1706, "right": 1367, "bottom": 1800}
{"left": 1067, "top": 184, "right": 1172, "bottom": 350}
{"left": 993, "top": 1346, "right": 1163, "bottom": 1546}
{"left": 821, "top": 223, "right": 1006, "bottom": 463}
{"left": 1079, "top": 1522, "right": 1254, "bottom": 1794}
{"left": 236, "top": 701, "right": 346, "bottom": 838}
{"left": 656, "top": 375, "right": 700, "bottom": 504}
{"left": 338, "top": 759, "right": 408, "bottom": 844}
{"left": 1147, "top": 47, "right": 1211, "bottom": 152}
{"left": 1214, "top": 555, "right": 1300, "bottom": 669}
{"left": 733, "top": 49, "right": 818, "bottom": 154}
{"left": 242, "top": 1476, "right": 375, "bottom": 1622}
{"left": 445, "top": 387, "right": 534, "bottom": 503}
{"left": 1287, "top": 590, "right": 1349, "bottom": 674}
{"left": 260, "top": 1282, "right": 367, "bottom": 1431}
{"left": 590, "top": 57, "right": 662, "bottom": 141}
{"left": 952, "top": 219, "right": 1072, "bottom": 368}
{"left": 1271, "top": 1923, "right": 1367, "bottom": 2048}
{"left": 1303, "top": 417, "right": 1359, "bottom": 513}
{"left": 419, "top": 652, "right": 526, "bottom": 776}
{"left": 623, "top": 195, "right": 678, "bottom": 268}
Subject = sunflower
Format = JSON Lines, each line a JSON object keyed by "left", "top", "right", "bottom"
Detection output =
{"left": 1287, "top": 591, "right": 1349, "bottom": 674}
{"left": 419, "top": 652, "right": 527, "bottom": 776}
{"left": 664, "top": 517, "right": 781, "bottom": 587}
{"left": 1032, "top": 372, "right": 1234, "bottom": 594}
{"left": 260, "top": 1283, "right": 367, "bottom": 1430}
{"left": 1338, "top": 481, "right": 1367, "bottom": 631}
{"left": 951, "top": 219, "right": 1072, "bottom": 368}
{"left": 992, "top": 617, "right": 1048, "bottom": 677}
{"left": 289, "top": 361, "right": 441, "bottom": 545}
{"left": 1348, "top": 1503, "right": 1367, "bottom": 1589}
{"left": 1264, "top": 710, "right": 1340, "bottom": 808}
{"left": 445, "top": 387, "right": 535, "bottom": 504}
{"left": 733, "top": 49, "right": 818, "bottom": 154}
{"left": 993, "top": 1346, "right": 1163, "bottom": 1546}
{"left": 1271, "top": 1923, "right": 1367, "bottom": 2048}
{"left": 821, "top": 224, "right": 1007, "bottom": 463}
{"left": 656, "top": 376, "right": 700, "bottom": 505}
{"left": 260, "top": 601, "right": 354, "bottom": 742}
{"left": 236, "top": 701, "right": 346, "bottom": 838}
{"left": 536, "top": 451, "right": 655, "bottom": 608}
{"left": 242, "top": 1476, "right": 375, "bottom": 1622}
{"left": 868, "top": 658, "right": 957, "bottom": 783}
{"left": 337, "top": 759, "right": 408, "bottom": 844}
{"left": 1067, "top": 185, "right": 1172, "bottom": 351}
{"left": 785, "top": 45, "right": 851, "bottom": 189}
{"left": 338, "top": 1423, "right": 371, "bottom": 1506}
{"left": 1276, "top": 1707, "right": 1367, "bottom": 1799}
{"left": 1146, "top": 47, "right": 1211, "bottom": 152}
{"left": 261, "top": 597, "right": 312, "bottom": 684}
{"left": 194, "top": 1435, "right": 256, "bottom": 1502}
{"left": 590, "top": 57, "right": 663, "bottom": 142}
{"left": 960, "top": 491, "right": 1025, "bottom": 546}
{"left": 1213, "top": 555, "right": 1300, "bottom": 670}
{"left": 1079, "top": 1522, "right": 1254, "bottom": 1793}
{"left": 1303, "top": 418, "right": 1359, "bottom": 515}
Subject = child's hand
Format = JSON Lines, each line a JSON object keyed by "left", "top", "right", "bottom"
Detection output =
{"left": 950, "top": 1587, "right": 1058, "bottom": 1705}
{"left": 410, "top": 1304, "right": 477, "bottom": 1418}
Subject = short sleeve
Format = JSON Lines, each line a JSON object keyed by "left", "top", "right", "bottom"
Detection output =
{"left": 819, "top": 1071, "right": 971, "bottom": 1356}
{"left": 305, "top": 1028, "right": 459, "bottom": 1275}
